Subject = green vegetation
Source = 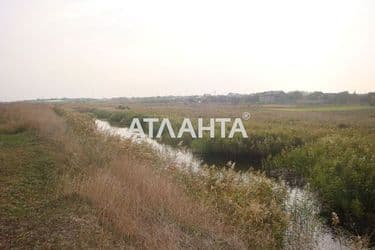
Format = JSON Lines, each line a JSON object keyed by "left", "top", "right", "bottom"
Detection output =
{"left": 265, "top": 135, "right": 375, "bottom": 232}
{"left": 83, "top": 108, "right": 309, "bottom": 162}
{"left": 175, "top": 167, "right": 287, "bottom": 248}
{"left": 267, "top": 105, "right": 375, "bottom": 112}
{"left": 190, "top": 132, "right": 304, "bottom": 163}
{"left": 82, "top": 102, "right": 375, "bottom": 245}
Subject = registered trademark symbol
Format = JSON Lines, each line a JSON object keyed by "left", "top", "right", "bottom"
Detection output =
{"left": 242, "top": 112, "right": 251, "bottom": 120}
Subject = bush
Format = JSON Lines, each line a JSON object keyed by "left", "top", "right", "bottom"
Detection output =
{"left": 265, "top": 135, "right": 375, "bottom": 235}
{"left": 190, "top": 131, "right": 304, "bottom": 164}
{"left": 174, "top": 166, "right": 288, "bottom": 248}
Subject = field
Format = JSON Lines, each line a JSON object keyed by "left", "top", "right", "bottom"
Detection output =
{"left": 266, "top": 105, "right": 375, "bottom": 112}
{"left": 1, "top": 102, "right": 374, "bottom": 249}
{"left": 74, "top": 102, "right": 375, "bottom": 243}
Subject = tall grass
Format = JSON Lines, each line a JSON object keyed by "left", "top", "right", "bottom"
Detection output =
{"left": 174, "top": 166, "right": 288, "bottom": 248}
{"left": 0, "top": 103, "right": 66, "bottom": 137}
{"left": 63, "top": 109, "right": 287, "bottom": 248}
{"left": 1, "top": 103, "right": 289, "bottom": 249}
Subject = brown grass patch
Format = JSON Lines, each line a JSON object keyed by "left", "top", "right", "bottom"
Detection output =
{"left": 1, "top": 103, "right": 289, "bottom": 249}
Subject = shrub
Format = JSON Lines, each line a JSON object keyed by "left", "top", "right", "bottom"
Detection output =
{"left": 265, "top": 135, "right": 375, "bottom": 236}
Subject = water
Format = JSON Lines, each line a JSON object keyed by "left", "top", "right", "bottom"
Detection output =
{"left": 95, "top": 120, "right": 201, "bottom": 172}
{"left": 95, "top": 119, "right": 351, "bottom": 249}
{"left": 286, "top": 187, "right": 351, "bottom": 249}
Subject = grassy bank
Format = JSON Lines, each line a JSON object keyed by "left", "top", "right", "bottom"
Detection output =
{"left": 0, "top": 105, "right": 124, "bottom": 248}
{"left": 0, "top": 104, "right": 289, "bottom": 249}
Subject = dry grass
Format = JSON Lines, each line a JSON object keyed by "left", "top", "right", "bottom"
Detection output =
{"left": 74, "top": 158, "right": 242, "bottom": 249}
{"left": 0, "top": 103, "right": 67, "bottom": 139}
{"left": 60, "top": 110, "right": 245, "bottom": 248}
{"left": 0, "top": 104, "right": 129, "bottom": 248}
{"left": 0, "top": 104, "right": 227, "bottom": 248}
{"left": 1, "top": 103, "right": 290, "bottom": 249}
{"left": 60, "top": 108, "right": 287, "bottom": 248}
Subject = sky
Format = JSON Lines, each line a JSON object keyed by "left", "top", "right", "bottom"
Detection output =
{"left": 0, "top": 0, "right": 374, "bottom": 101}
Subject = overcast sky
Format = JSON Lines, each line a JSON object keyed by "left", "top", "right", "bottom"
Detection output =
{"left": 0, "top": 0, "right": 374, "bottom": 101}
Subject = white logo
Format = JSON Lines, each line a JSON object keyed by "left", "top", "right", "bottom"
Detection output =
{"left": 129, "top": 116, "right": 250, "bottom": 139}
{"left": 242, "top": 111, "right": 251, "bottom": 120}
